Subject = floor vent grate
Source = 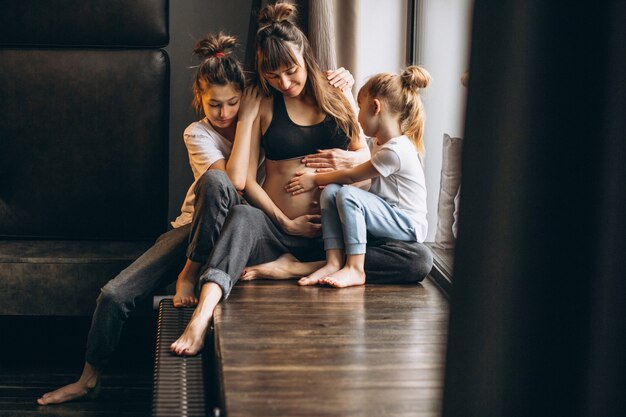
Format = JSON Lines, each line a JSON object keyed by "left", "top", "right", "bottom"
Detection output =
{"left": 152, "top": 299, "right": 206, "bottom": 417}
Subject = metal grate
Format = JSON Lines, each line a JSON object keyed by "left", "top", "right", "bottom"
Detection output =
{"left": 152, "top": 299, "right": 206, "bottom": 417}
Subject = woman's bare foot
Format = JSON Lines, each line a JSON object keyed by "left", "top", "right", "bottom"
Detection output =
{"left": 37, "top": 363, "right": 100, "bottom": 405}
{"left": 298, "top": 261, "right": 342, "bottom": 286}
{"left": 173, "top": 260, "right": 201, "bottom": 307}
{"left": 171, "top": 282, "right": 223, "bottom": 356}
{"left": 320, "top": 264, "right": 366, "bottom": 288}
{"left": 240, "top": 253, "right": 301, "bottom": 281}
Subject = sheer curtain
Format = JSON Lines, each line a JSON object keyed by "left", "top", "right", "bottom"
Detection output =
{"left": 307, "top": 0, "right": 360, "bottom": 85}
{"left": 442, "top": 1, "right": 626, "bottom": 416}
{"left": 307, "top": 0, "right": 336, "bottom": 70}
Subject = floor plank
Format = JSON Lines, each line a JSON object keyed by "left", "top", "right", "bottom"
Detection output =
{"left": 214, "top": 278, "right": 449, "bottom": 417}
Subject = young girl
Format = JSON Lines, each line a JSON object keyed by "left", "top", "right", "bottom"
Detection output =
{"left": 286, "top": 65, "right": 431, "bottom": 288}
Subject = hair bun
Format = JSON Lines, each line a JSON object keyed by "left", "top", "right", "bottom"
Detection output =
{"left": 258, "top": 2, "right": 297, "bottom": 27}
{"left": 193, "top": 32, "right": 237, "bottom": 61}
{"left": 401, "top": 65, "right": 431, "bottom": 90}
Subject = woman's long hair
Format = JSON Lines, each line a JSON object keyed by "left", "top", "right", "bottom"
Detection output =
{"left": 255, "top": 2, "right": 360, "bottom": 148}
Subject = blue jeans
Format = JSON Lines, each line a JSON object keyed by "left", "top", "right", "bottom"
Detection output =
{"left": 320, "top": 184, "right": 418, "bottom": 255}
{"left": 85, "top": 170, "right": 243, "bottom": 367}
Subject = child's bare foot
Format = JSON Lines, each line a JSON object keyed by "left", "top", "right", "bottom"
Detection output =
{"left": 37, "top": 363, "right": 99, "bottom": 405}
{"left": 173, "top": 260, "right": 201, "bottom": 307}
{"left": 320, "top": 265, "right": 366, "bottom": 288}
{"left": 241, "top": 253, "right": 300, "bottom": 281}
{"left": 170, "top": 314, "right": 208, "bottom": 356}
{"left": 298, "top": 262, "right": 342, "bottom": 286}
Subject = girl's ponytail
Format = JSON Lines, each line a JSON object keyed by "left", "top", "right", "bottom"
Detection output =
{"left": 193, "top": 32, "right": 237, "bottom": 61}
{"left": 400, "top": 65, "right": 430, "bottom": 156}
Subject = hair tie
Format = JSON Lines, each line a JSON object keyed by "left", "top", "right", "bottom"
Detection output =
{"left": 212, "top": 52, "right": 225, "bottom": 58}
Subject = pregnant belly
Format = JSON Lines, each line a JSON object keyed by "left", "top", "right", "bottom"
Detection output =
{"left": 263, "top": 158, "right": 321, "bottom": 220}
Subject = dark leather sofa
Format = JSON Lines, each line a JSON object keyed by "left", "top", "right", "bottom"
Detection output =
{"left": 0, "top": 0, "right": 170, "bottom": 316}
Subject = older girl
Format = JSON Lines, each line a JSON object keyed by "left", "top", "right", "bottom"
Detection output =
{"left": 37, "top": 32, "right": 260, "bottom": 405}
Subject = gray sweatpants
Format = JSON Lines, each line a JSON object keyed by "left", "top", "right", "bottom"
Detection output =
{"left": 199, "top": 204, "right": 433, "bottom": 299}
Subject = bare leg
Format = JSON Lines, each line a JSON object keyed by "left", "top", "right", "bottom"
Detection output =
{"left": 298, "top": 249, "right": 344, "bottom": 286}
{"left": 36, "top": 362, "right": 100, "bottom": 405}
{"left": 240, "top": 253, "right": 325, "bottom": 281}
{"left": 321, "top": 254, "right": 366, "bottom": 288}
{"left": 170, "top": 282, "right": 223, "bottom": 356}
{"left": 173, "top": 259, "right": 201, "bottom": 307}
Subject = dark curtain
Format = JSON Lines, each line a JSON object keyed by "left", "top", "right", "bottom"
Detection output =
{"left": 442, "top": 1, "right": 625, "bottom": 417}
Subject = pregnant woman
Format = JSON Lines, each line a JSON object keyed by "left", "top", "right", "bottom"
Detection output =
{"left": 171, "top": 2, "right": 433, "bottom": 356}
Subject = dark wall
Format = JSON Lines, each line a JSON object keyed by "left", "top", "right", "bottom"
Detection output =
{"left": 165, "top": 0, "right": 253, "bottom": 221}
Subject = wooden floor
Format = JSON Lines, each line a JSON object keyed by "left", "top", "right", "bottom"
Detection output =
{"left": 214, "top": 278, "right": 449, "bottom": 417}
{"left": 0, "top": 316, "right": 154, "bottom": 417}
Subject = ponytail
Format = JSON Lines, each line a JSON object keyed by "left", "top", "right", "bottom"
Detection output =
{"left": 400, "top": 66, "right": 431, "bottom": 156}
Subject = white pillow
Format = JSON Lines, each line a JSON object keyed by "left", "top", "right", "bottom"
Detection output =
{"left": 434, "top": 134, "right": 463, "bottom": 249}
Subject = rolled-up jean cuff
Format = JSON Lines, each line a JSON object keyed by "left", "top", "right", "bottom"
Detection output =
{"left": 199, "top": 268, "right": 233, "bottom": 299}
{"left": 186, "top": 248, "right": 208, "bottom": 264}
{"left": 345, "top": 243, "right": 367, "bottom": 255}
{"left": 323, "top": 238, "right": 344, "bottom": 251}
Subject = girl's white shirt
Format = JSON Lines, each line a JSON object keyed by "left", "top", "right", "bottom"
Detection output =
{"left": 171, "top": 118, "right": 265, "bottom": 228}
{"left": 368, "top": 135, "right": 428, "bottom": 242}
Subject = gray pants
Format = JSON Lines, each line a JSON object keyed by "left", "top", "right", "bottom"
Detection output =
{"left": 85, "top": 170, "right": 242, "bottom": 367}
{"left": 199, "top": 204, "right": 433, "bottom": 299}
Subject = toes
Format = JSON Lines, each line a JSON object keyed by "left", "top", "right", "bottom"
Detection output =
{"left": 179, "top": 296, "right": 197, "bottom": 307}
{"left": 320, "top": 277, "right": 339, "bottom": 287}
{"left": 298, "top": 276, "right": 319, "bottom": 286}
{"left": 240, "top": 271, "right": 256, "bottom": 281}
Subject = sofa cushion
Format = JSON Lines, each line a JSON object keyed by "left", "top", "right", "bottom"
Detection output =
{"left": 0, "top": 49, "right": 169, "bottom": 240}
{"left": 0, "top": 240, "right": 157, "bottom": 316}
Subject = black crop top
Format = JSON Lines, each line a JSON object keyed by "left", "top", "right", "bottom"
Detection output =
{"left": 261, "top": 93, "right": 351, "bottom": 160}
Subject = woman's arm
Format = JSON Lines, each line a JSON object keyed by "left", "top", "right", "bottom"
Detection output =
{"left": 285, "top": 160, "right": 379, "bottom": 195}
{"left": 225, "top": 87, "right": 262, "bottom": 191}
